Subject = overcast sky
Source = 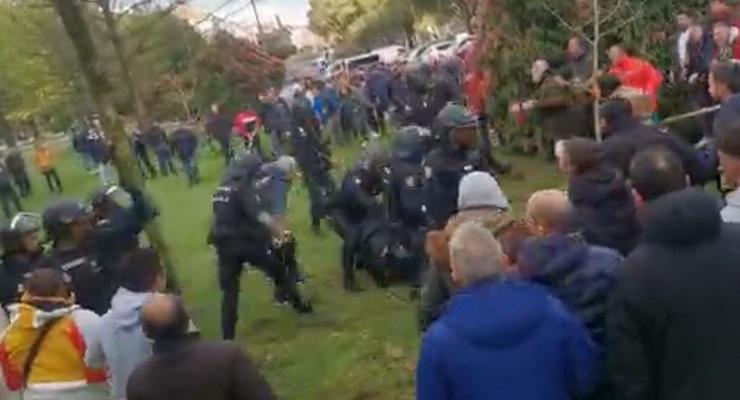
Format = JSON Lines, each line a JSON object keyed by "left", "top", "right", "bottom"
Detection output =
{"left": 192, "top": 0, "right": 310, "bottom": 26}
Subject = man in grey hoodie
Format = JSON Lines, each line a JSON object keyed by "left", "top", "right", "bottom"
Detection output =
{"left": 86, "top": 248, "right": 165, "bottom": 399}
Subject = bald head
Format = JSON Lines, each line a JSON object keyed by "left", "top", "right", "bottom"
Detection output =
{"left": 526, "top": 190, "right": 571, "bottom": 234}
{"left": 142, "top": 294, "right": 190, "bottom": 341}
{"left": 449, "top": 222, "right": 505, "bottom": 286}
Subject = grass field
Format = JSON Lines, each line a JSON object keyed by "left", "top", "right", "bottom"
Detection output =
{"left": 15, "top": 143, "right": 562, "bottom": 399}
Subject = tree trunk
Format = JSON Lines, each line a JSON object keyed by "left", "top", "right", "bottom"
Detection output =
{"left": 0, "top": 109, "right": 17, "bottom": 148}
{"left": 592, "top": 0, "right": 602, "bottom": 141}
{"left": 99, "top": 0, "right": 149, "bottom": 128}
{"left": 50, "top": 0, "right": 181, "bottom": 292}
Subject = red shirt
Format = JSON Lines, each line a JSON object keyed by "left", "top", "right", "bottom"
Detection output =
{"left": 462, "top": 39, "right": 492, "bottom": 116}
{"left": 609, "top": 55, "right": 663, "bottom": 111}
{"left": 233, "top": 110, "right": 261, "bottom": 140}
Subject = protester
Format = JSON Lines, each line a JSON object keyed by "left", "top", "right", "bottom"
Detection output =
{"left": 417, "top": 222, "right": 596, "bottom": 400}
{"left": 33, "top": 142, "right": 63, "bottom": 194}
{"left": 564, "top": 36, "right": 593, "bottom": 81}
{"left": 144, "top": 123, "right": 176, "bottom": 177}
{"left": 629, "top": 147, "right": 689, "bottom": 207}
{"left": 710, "top": 61, "right": 740, "bottom": 137}
{"left": 420, "top": 171, "right": 513, "bottom": 331}
{"left": 712, "top": 20, "right": 740, "bottom": 62}
{"left": 131, "top": 130, "right": 157, "bottom": 179}
{"left": 171, "top": 126, "right": 200, "bottom": 186}
{"left": 608, "top": 44, "right": 664, "bottom": 115}
{"left": 0, "top": 269, "right": 107, "bottom": 400}
{"left": 5, "top": 150, "right": 31, "bottom": 199}
{"left": 559, "top": 138, "right": 640, "bottom": 255}
{"left": 598, "top": 99, "right": 702, "bottom": 183}
{"left": 715, "top": 113, "right": 740, "bottom": 222}
{"left": 86, "top": 249, "right": 164, "bottom": 400}
{"left": 608, "top": 188, "right": 740, "bottom": 400}
{"left": 126, "top": 294, "right": 276, "bottom": 400}
{"left": 206, "top": 104, "right": 234, "bottom": 165}
{"left": 520, "top": 189, "right": 622, "bottom": 350}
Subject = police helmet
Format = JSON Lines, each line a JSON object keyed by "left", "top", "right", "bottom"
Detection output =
{"left": 42, "top": 201, "right": 90, "bottom": 240}
{"left": 1, "top": 213, "right": 43, "bottom": 254}
{"left": 90, "top": 185, "right": 133, "bottom": 211}
{"left": 393, "top": 126, "right": 428, "bottom": 164}
{"left": 435, "top": 103, "right": 478, "bottom": 131}
{"left": 222, "top": 154, "right": 263, "bottom": 184}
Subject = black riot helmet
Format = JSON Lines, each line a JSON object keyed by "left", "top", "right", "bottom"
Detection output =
{"left": 42, "top": 201, "right": 92, "bottom": 244}
{"left": 1, "top": 213, "right": 43, "bottom": 255}
{"left": 393, "top": 126, "right": 429, "bottom": 165}
{"left": 434, "top": 103, "right": 479, "bottom": 150}
{"left": 221, "top": 154, "right": 263, "bottom": 185}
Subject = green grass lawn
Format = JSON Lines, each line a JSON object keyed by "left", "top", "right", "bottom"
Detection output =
{"left": 15, "top": 144, "right": 562, "bottom": 400}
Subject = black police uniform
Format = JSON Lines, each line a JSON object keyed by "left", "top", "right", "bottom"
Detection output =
{"left": 37, "top": 202, "right": 110, "bottom": 315}
{"left": 329, "top": 163, "right": 386, "bottom": 290}
{"left": 0, "top": 230, "right": 43, "bottom": 312}
{"left": 423, "top": 147, "right": 484, "bottom": 229}
{"left": 288, "top": 125, "right": 336, "bottom": 231}
{"left": 210, "top": 157, "right": 311, "bottom": 340}
{"left": 91, "top": 187, "right": 157, "bottom": 291}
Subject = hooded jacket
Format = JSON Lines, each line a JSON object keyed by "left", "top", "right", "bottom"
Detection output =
{"left": 86, "top": 288, "right": 154, "bottom": 400}
{"left": 518, "top": 234, "right": 622, "bottom": 349}
{"left": 602, "top": 116, "right": 702, "bottom": 184}
{"left": 0, "top": 302, "right": 107, "bottom": 400}
{"left": 608, "top": 188, "right": 740, "bottom": 400}
{"left": 417, "top": 280, "right": 597, "bottom": 400}
{"left": 569, "top": 166, "right": 641, "bottom": 255}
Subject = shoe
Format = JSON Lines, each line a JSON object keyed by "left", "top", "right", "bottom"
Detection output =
{"left": 273, "top": 290, "right": 290, "bottom": 307}
{"left": 293, "top": 300, "right": 313, "bottom": 314}
{"left": 295, "top": 271, "right": 308, "bottom": 285}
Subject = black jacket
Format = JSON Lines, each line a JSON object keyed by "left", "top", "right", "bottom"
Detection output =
{"left": 602, "top": 118, "right": 702, "bottom": 184}
{"left": 569, "top": 166, "right": 640, "bottom": 256}
{"left": 4, "top": 151, "right": 26, "bottom": 176}
{"left": 608, "top": 188, "right": 740, "bottom": 400}
{"left": 127, "top": 338, "right": 275, "bottom": 400}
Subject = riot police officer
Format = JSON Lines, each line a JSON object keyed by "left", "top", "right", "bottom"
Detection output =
{"left": 36, "top": 201, "right": 110, "bottom": 314}
{"left": 288, "top": 123, "right": 335, "bottom": 233}
{"left": 209, "top": 155, "right": 312, "bottom": 341}
{"left": 328, "top": 143, "right": 389, "bottom": 291}
{"left": 423, "top": 104, "right": 485, "bottom": 229}
{"left": 0, "top": 213, "right": 44, "bottom": 312}
{"left": 90, "top": 185, "right": 157, "bottom": 289}
{"left": 388, "top": 126, "right": 429, "bottom": 231}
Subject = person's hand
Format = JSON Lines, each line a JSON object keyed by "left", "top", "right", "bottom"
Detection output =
{"left": 688, "top": 73, "right": 699, "bottom": 84}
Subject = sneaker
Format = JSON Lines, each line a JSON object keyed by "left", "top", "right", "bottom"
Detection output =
{"left": 293, "top": 300, "right": 313, "bottom": 314}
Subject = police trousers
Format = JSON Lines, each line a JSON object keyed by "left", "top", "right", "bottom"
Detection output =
{"left": 216, "top": 241, "right": 302, "bottom": 340}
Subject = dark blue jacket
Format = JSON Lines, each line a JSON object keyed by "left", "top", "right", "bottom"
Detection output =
{"left": 417, "top": 280, "right": 597, "bottom": 400}
{"left": 569, "top": 166, "right": 640, "bottom": 256}
{"left": 518, "top": 234, "right": 622, "bottom": 349}
{"left": 171, "top": 128, "right": 198, "bottom": 160}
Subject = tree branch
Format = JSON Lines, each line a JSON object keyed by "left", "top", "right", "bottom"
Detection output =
{"left": 541, "top": 1, "right": 593, "bottom": 44}
{"left": 600, "top": 8, "right": 643, "bottom": 37}
{"left": 599, "top": 0, "right": 625, "bottom": 26}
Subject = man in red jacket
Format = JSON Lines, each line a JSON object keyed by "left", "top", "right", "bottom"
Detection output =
{"left": 608, "top": 44, "right": 664, "bottom": 114}
{"left": 233, "top": 109, "right": 266, "bottom": 159}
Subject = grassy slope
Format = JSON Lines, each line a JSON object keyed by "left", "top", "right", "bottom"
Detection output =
{"left": 17, "top": 146, "right": 562, "bottom": 400}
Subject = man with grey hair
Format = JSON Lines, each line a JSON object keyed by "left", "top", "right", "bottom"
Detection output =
{"left": 417, "top": 221, "right": 597, "bottom": 400}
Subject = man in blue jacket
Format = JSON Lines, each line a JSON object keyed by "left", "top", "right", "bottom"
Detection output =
{"left": 417, "top": 222, "right": 596, "bottom": 400}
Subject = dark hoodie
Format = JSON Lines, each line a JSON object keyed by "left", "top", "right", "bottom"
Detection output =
{"left": 602, "top": 115, "right": 702, "bottom": 184}
{"left": 608, "top": 188, "right": 740, "bottom": 400}
{"left": 569, "top": 165, "right": 641, "bottom": 256}
{"left": 518, "top": 234, "right": 622, "bottom": 349}
{"left": 417, "top": 279, "right": 596, "bottom": 400}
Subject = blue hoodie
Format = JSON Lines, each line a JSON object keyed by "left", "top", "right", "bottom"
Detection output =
{"left": 86, "top": 288, "right": 154, "bottom": 399}
{"left": 417, "top": 280, "right": 597, "bottom": 400}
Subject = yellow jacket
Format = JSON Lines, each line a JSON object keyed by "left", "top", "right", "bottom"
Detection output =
{"left": 0, "top": 303, "right": 107, "bottom": 399}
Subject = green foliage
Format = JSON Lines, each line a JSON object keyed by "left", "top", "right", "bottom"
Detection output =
{"left": 480, "top": 0, "right": 712, "bottom": 125}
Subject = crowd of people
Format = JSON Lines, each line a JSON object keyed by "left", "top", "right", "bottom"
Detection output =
{"left": 5, "top": 1, "right": 740, "bottom": 399}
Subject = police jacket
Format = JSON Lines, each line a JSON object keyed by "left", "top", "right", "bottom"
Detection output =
{"left": 388, "top": 159, "right": 426, "bottom": 229}
{"left": 94, "top": 189, "right": 156, "bottom": 277}
{"left": 423, "top": 148, "right": 483, "bottom": 229}
{"left": 211, "top": 177, "right": 273, "bottom": 249}
{"left": 332, "top": 165, "right": 385, "bottom": 225}
{"left": 36, "top": 243, "right": 108, "bottom": 315}
{"left": 0, "top": 250, "right": 42, "bottom": 307}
